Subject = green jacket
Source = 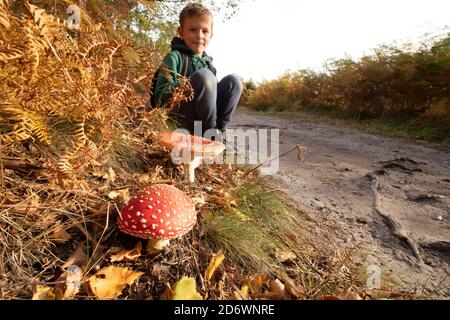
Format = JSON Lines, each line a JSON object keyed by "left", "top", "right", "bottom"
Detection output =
{"left": 153, "top": 37, "right": 215, "bottom": 107}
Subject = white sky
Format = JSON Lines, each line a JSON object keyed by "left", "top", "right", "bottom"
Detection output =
{"left": 207, "top": 0, "right": 450, "bottom": 82}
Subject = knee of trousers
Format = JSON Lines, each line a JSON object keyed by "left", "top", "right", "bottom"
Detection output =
{"left": 222, "top": 74, "right": 243, "bottom": 93}
{"left": 190, "top": 68, "right": 217, "bottom": 92}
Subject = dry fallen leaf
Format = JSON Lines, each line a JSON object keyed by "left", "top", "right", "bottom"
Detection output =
{"left": 50, "top": 221, "right": 72, "bottom": 244}
{"left": 172, "top": 277, "right": 203, "bottom": 300}
{"left": 274, "top": 248, "right": 296, "bottom": 263}
{"left": 213, "top": 197, "right": 226, "bottom": 206}
{"left": 263, "top": 279, "right": 286, "bottom": 299}
{"left": 110, "top": 242, "right": 142, "bottom": 262}
{"left": 336, "top": 291, "right": 362, "bottom": 300}
{"left": 232, "top": 285, "right": 249, "bottom": 300}
{"left": 103, "top": 167, "right": 116, "bottom": 183}
{"left": 137, "top": 174, "right": 151, "bottom": 184}
{"left": 160, "top": 283, "right": 173, "bottom": 300}
{"left": 283, "top": 276, "right": 302, "bottom": 299}
{"left": 108, "top": 188, "right": 130, "bottom": 202}
{"left": 245, "top": 274, "right": 270, "bottom": 296}
{"left": 205, "top": 250, "right": 225, "bottom": 281}
{"left": 88, "top": 265, "right": 144, "bottom": 299}
{"left": 32, "top": 285, "right": 55, "bottom": 300}
{"left": 192, "top": 194, "right": 207, "bottom": 206}
{"left": 320, "top": 296, "right": 341, "bottom": 300}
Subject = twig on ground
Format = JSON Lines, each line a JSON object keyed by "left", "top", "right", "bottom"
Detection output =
{"left": 244, "top": 144, "right": 306, "bottom": 178}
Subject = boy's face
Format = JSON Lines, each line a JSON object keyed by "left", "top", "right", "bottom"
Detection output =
{"left": 178, "top": 15, "right": 213, "bottom": 56}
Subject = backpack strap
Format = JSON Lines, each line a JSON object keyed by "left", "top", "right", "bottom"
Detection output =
{"left": 180, "top": 51, "right": 216, "bottom": 77}
{"left": 206, "top": 62, "right": 217, "bottom": 76}
{"left": 180, "top": 52, "right": 192, "bottom": 77}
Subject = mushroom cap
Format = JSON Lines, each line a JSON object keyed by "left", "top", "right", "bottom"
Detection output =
{"left": 118, "top": 184, "right": 197, "bottom": 240}
{"left": 156, "top": 131, "right": 225, "bottom": 157}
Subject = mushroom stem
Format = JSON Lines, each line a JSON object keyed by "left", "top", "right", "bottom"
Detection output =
{"left": 188, "top": 156, "right": 203, "bottom": 183}
{"left": 147, "top": 239, "right": 170, "bottom": 252}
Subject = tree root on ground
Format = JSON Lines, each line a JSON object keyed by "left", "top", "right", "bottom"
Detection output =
{"left": 420, "top": 240, "right": 450, "bottom": 254}
{"left": 367, "top": 174, "right": 424, "bottom": 266}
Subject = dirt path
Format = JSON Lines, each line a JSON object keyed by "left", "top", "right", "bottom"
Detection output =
{"left": 229, "top": 109, "right": 450, "bottom": 298}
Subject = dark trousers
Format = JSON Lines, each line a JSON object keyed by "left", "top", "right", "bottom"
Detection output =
{"left": 170, "top": 68, "right": 242, "bottom": 134}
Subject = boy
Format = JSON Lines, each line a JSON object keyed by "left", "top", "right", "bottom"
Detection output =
{"left": 152, "top": 3, "right": 242, "bottom": 136}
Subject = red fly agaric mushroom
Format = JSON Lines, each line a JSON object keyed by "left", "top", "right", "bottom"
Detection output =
{"left": 118, "top": 184, "right": 197, "bottom": 252}
{"left": 156, "top": 131, "right": 225, "bottom": 183}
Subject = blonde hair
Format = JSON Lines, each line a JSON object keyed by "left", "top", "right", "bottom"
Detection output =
{"left": 179, "top": 3, "right": 213, "bottom": 26}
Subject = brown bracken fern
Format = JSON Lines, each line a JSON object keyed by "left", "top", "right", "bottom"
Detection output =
{"left": 0, "top": 0, "right": 170, "bottom": 176}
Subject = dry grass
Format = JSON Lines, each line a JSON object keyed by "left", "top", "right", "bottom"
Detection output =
{"left": 205, "top": 178, "right": 368, "bottom": 299}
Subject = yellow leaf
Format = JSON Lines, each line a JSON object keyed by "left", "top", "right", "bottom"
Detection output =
{"left": 241, "top": 285, "right": 249, "bottom": 299}
{"left": 232, "top": 285, "right": 249, "bottom": 300}
{"left": 88, "top": 266, "right": 144, "bottom": 300}
{"left": 172, "top": 277, "right": 203, "bottom": 300}
{"left": 110, "top": 242, "right": 142, "bottom": 262}
{"left": 232, "top": 209, "right": 251, "bottom": 222}
{"left": 32, "top": 285, "right": 55, "bottom": 300}
{"left": 205, "top": 250, "right": 225, "bottom": 281}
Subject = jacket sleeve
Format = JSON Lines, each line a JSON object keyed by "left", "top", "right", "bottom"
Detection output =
{"left": 154, "top": 51, "right": 182, "bottom": 107}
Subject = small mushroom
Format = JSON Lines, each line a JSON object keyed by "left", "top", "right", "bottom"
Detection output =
{"left": 157, "top": 131, "right": 225, "bottom": 183}
{"left": 117, "top": 184, "right": 197, "bottom": 252}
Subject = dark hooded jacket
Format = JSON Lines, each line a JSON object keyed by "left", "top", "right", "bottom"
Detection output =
{"left": 153, "top": 37, "right": 216, "bottom": 107}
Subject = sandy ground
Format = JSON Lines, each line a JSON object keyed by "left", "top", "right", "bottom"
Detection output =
{"left": 229, "top": 109, "right": 450, "bottom": 298}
